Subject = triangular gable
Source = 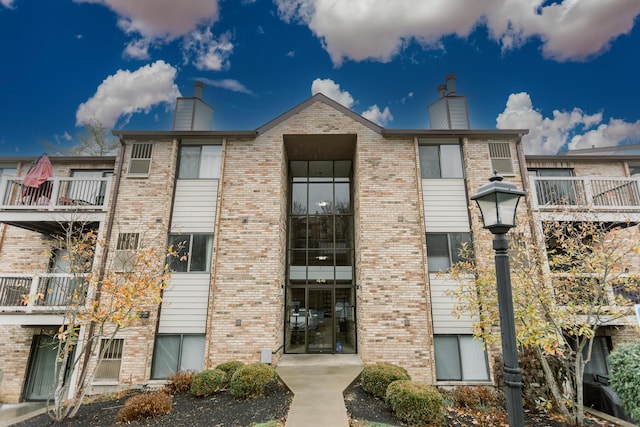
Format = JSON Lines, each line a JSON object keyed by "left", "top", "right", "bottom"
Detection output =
{"left": 257, "top": 93, "right": 383, "bottom": 135}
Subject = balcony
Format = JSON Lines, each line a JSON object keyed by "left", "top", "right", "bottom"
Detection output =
{"left": 530, "top": 176, "right": 640, "bottom": 211}
{"left": 0, "top": 176, "right": 110, "bottom": 211}
{"left": 0, "top": 273, "right": 86, "bottom": 312}
{"left": 0, "top": 176, "right": 110, "bottom": 234}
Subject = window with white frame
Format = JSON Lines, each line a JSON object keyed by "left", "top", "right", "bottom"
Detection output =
{"left": 178, "top": 145, "right": 222, "bottom": 179}
{"left": 488, "top": 142, "right": 514, "bottom": 175}
{"left": 629, "top": 162, "right": 640, "bottom": 176}
{"left": 426, "top": 232, "right": 471, "bottom": 272}
{"left": 114, "top": 233, "right": 139, "bottom": 272}
{"left": 127, "top": 143, "right": 153, "bottom": 176}
{"left": 151, "top": 334, "right": 205, "bottom": 379}
{"left": 94, "top": 338, "right": 124, "bottom": 381}
{"left": 168, "top": 234, "right": 213, "bottom": 272}
{"left": 419, "top": 141, "right": 464, "bottom": 179}
{"left": 434, "top": 335, "right": 489, "bottom": 381}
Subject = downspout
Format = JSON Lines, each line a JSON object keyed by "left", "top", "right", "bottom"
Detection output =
{"left": 77, "top": 137, "right": 125, "bottom": 392}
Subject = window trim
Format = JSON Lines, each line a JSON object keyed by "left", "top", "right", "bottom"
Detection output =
{"left": 177, "top": 144, "right": 222, "bottom": 179}
{"left": 419, "top": 142, "right": 464, "bottom": 179}
{"left": 150, "top": 334, "right": 205, "bottom": 379}
{"left": 426, "top": 232, "right": 471, "bottom": 272}
{"left": 168, "top": 233, "right": 213, "bottom": 273}
{"left": 434, "top": 334, "right": 490, "bottom": 382}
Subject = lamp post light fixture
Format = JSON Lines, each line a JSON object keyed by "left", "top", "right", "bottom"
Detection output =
{"left": 471, "top": 171, "right": 526, "bottom": 427}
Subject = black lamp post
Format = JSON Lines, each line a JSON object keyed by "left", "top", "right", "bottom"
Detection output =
{"left": 471, "top": 171, "right": 526, "bottom": 427}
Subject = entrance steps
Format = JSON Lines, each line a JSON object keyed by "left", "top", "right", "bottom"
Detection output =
{"left": 277, "top": 354, "right": 363, "bottom": 427}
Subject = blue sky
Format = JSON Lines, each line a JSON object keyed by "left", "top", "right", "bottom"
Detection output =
{"left": 1, "top": 0, "right": 640, "bottom": 156}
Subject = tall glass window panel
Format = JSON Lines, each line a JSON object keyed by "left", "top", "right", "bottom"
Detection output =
{"left": 290, "top": 217, "right": 307, "bottom": 249}
{"left": 434, "top": 336, "right": 462, "bottom": 380}
{"left": 289, "top": 250, "right": 307, "bottom": 281}
{"left": 309, "top": 161, "right": 333, "bottom": 181}
{"left": 440, "top": 145, "right": 464, "bottom": 178}
{"left": 334, "top": 161, "right": 352, "bottom": 181}
{"left": 178, "top": 146, "right": 200, "bottom": 179}
{"left": 290, "top": 161, "right": 308, "bottom": 180}
{"left": 308, "top": 216, "right": 333, "bottom": 249}
{"left": 419, "top": 146, "right": 441, "bottom": 179}
{"left": 335, "top": 217, "right": 353, "bottom": 249}
{"left": 308, "top": 250, "right": 334, "bottom": 281}
{"left": 459, "top": 336, "right": 489, "bottom": 380}
{"left": 292, "top": 183, "right": 308, "bottom": 214}
{"left": 309, "top": 183, "right": 334, "bottom": 214}
{"left": 335, "top": 249, "right": 353, "bottom": 281}
{"left": 334, "top": 183, "right": 351, "bottom": 214}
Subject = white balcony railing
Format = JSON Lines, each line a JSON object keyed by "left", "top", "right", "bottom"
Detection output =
{"left": 0, "top": 273, "right": 87, "bottom": 311}
{"left": 0, "top": 176, "right": 111, "bottom": 211}
{"left": 530, "top": 176, "right": 640, "bottom": 210}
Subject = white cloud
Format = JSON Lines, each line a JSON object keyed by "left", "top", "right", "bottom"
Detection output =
{"left": 275, "top": 0, "right": 640, "bottom": 65}
{"left": 76, "top": 0, "right": 218, "bottom": 39}
{"left": 362, "top": 104, "right": 393, "bottom": 126}
{"left": 311, "top": 78, "right": 354, "bottom": 108}
{"left": 496, "top": 92, "right": 640, "bottom": 154}
{"left": 0, "top": 0, "right": 15, "bottom": 9}
{"left": 199, "top": 78, "right": 254, "bottom": 95}
{"left": 568, "top": 119, "right": 640, "bottom": 151}
{"left": 183, "top": 29, "right": 233, "bottom": 71}
{"left": 123, "top": 39, "right": 150, "bottom": 60}
{"left": 74, "top": 0, "right": 227, "bottom": 66}
{"left": 76, "top": 60, "right": 181, "bottom": 129}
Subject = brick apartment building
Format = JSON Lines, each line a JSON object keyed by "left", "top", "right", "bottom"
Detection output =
{"left": 0, "top": 77, "right": 638, "bottom": 403}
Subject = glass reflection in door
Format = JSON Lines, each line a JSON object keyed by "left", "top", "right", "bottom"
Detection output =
{"left": 307, "top": 289, "right": 333, "bottom": 353}
{"left": 285, "top": 288, "right": 306, "bottom": 353}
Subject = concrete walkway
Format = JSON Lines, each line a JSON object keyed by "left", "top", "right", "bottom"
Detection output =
{"left": 277, "top": 354, "right": 363, "bottom": 427}
{"left": 0, "top": 402, "right": 46, "bottom": 427}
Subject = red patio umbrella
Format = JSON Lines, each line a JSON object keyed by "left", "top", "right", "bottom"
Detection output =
{"left": 22, "top": 154, "right": 53, "bottom": 204}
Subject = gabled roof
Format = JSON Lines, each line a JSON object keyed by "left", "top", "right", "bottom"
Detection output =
{"left": 256, "top": 93, "right": 383, "bottom": 135}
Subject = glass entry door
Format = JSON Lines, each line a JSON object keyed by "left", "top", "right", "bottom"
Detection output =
{"left": 285, "top": 287, "right": 356, "bottom": 354}
{"left": 307, "top": 289, "right": 333, "bottom": 353}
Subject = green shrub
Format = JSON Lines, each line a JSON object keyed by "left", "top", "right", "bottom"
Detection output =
{"left": 608, "top": 341, "right": 640, "bottom": 423}
{"left": 361, "top": 363, "right": 411, "bottom": 398}
{"left": 164, "top": 370, "right": 195, "bottom": 395}
{"left": 117, "top": 391, "right": 172, "bottom": 423}
{"left": 190, "top": 369, "right": 227, "bottom": 397}
{"left": 385, "top": 380, "right": 445, "bottom": 426}
{"left": 215, "top": 360, "right": 245, "bottom": 385}
{"left": 229, "top": 363, "right": 276, "bottom": 399}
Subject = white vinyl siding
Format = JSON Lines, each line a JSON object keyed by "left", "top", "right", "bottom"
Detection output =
{"left": 158, "top": 273, "right": 210, "bottom": 334}
{"left": 171, "top": 180, "right": 218, "bottom": 233}
{"left": 430, "top": 275, "right": 475, "bottom": 334}
{"left": 422, "top": 179, "right": 469, "bottom": 232}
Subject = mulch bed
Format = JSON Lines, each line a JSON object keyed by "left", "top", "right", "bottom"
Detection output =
{"left": 14, "top": 379, "right": 620, "bottom": 427}
{"left": 344, "top": 381, "right": 618, "bottom": 427}
{"left": 14, "top": 381, "right": 292, "bottom": 427}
